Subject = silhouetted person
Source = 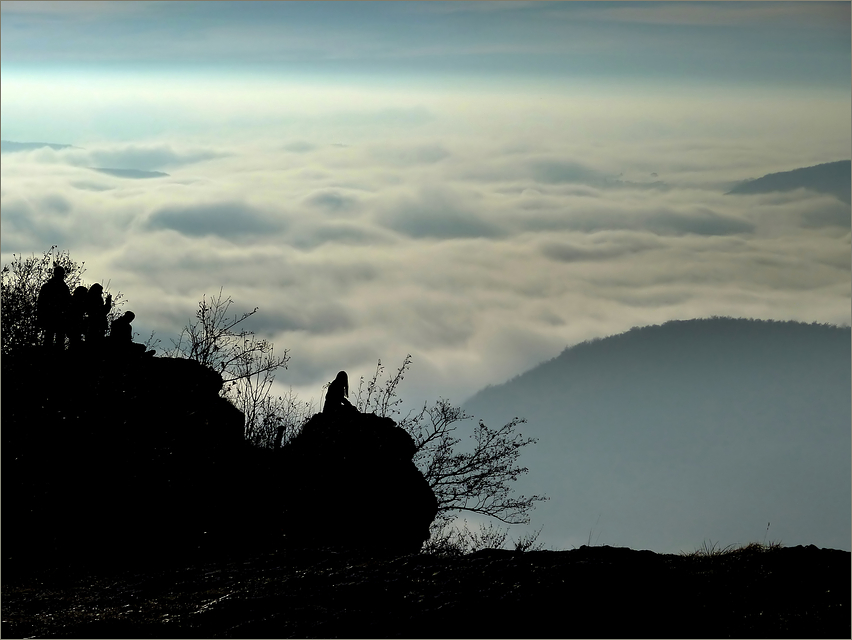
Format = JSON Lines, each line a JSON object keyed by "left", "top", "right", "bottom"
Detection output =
{"left": 85, "top": 283, "right": 112, "bottom": 345}
{"left": 67, "top": 286, "right": 88, "bottom": 349}
{"left": 109, "top": 311, "right": 134, "bottom": 342}
{"left": 37, "top": 265, "right": 72, "bottom": 350}
{"left": 108, "top": 311, "right": 147, "bottom": 356}
{"left": 323, "top": 371, "right": 358, "bottom": 414}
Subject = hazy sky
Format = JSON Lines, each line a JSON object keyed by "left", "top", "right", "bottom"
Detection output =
{"left": 2, "top": 1, "right": 850, "bottom": 414}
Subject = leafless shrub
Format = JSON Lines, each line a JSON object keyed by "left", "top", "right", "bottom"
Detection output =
{"left": 354, "top": 354, "right": 548, "bottom": 546}
{"left": 169, "top": 289, "right": 292, "bottom": 446}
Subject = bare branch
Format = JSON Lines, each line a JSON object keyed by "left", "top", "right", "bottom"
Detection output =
{"left": 360, "top": 357, "right": 547, "bottom": 529}
{"left": 169, "top": 288, "right": 291, "bottom": 446}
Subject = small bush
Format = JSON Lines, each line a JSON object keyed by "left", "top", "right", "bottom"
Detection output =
{"left": 422, "top": 520, "right": 544, "bottom": 555}
{"left": 681, "top": 539, "right": 783, "bottom": 558}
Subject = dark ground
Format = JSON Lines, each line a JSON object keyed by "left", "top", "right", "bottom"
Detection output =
{"left": 2, "top": 543, "right": 849, "bottom": 638}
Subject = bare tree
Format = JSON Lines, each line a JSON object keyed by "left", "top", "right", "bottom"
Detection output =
{"left": 355, "top": 355, "right": 547, "bottom": 530}
{"left": 244, "top": 388, "right": 316, "bottom": 450}
{"left": 168, "top": 288, "right": 292, "bottom": 446}
{"left": 411, "top": 400, "right": 546, "bottom": 525}
{"left": 169, "top": 289, "right": 285, "bottom": 382}
{"left": 354, "top": 356, "right": 409, "bottom": 417}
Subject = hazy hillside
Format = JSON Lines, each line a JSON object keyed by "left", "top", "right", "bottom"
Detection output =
{"left": 91, "top": 167, "right": 170, "bottom": 179}
{"left": 463, "top": 318, "right": 851, "bottom": 553}
{"left": 0, "top": 140, "right": 73, "bottom": 153}
{"left": 0, "top": 141, "right": 169, "bottom": 178}
{"left": 726, "top": 160, "right": 851, "bottom": 203}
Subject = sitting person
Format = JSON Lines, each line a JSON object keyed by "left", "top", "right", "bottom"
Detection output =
{"left": 323, "top": 371, "right": 358, "bottom": 414}
{"left": 109, "top": 311, "right": 134, "bottom": 343}
{"left": 107, "top": 311, "right": 148, "bottom": 356}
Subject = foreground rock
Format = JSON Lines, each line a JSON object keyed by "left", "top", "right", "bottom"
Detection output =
{"left": 2, "top": 347, "right": 260, "bottom": 570}
{"left": 277, "top": 411, "right": 438, "bottom": 554}
{"left": 2, "top": 347, "right": 438, "bottom": 571}
{"left": 2, "top": 544, "right": 848, "bottom": 638}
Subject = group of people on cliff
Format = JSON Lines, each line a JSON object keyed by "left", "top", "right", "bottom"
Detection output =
{"left": 37, "top": 265, "right": 145, "bottom": 355}
{"left": 38, "top": 266, "right": 366, "bottom": 410}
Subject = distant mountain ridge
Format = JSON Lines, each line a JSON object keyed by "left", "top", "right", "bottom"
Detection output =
{"left": 726, "top": 160, "right": 851, "bottom": 204}
{"left": 0, "top": 141, "right": 169, "bottom": 178}
{"left": 1, "top": 140, "right": 74, "bottom": 153}
{"left": 464, "top": 317, "right": 851, "bottom": 553}
{"left": 91, "top": 167, "right": 170, "bottom": 179}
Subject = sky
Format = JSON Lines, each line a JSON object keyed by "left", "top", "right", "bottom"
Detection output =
{"left": 2, "top": 1, "right": 850, "bottom": 514}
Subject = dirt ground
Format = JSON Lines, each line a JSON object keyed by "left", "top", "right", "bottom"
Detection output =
{"left": 2, "top": 544, "right": 849, "bottom": 638}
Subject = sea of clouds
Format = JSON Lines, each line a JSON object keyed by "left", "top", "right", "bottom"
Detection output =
{"left": 2, "top": 79, "right": 849, "bottom": 410}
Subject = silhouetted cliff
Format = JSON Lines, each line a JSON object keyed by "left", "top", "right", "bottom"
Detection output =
{"left": 2, "top": 347, "right": 437, "bottom": 572}
{"left": 278, "top": 411, "right": 438, "bottom": 554}
{"left": 3, "top": 347, "right": 259, "bottom": 570}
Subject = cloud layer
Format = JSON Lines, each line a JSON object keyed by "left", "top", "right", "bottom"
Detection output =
{"left": 2, "top": 76, "right": 849, "bottom": 414}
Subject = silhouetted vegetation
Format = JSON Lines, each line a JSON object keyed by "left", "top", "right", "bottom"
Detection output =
{"left": 346, "top": 355, "right": 547, "bottom": 537}
{"left": 167, "top": 287, "right": 546, "bottom": 542}
{"left": 2, "top": 247, "right": 545, "bottom": 556}
{"left": 423, "top": 519, "right": 545, "bottom": 555}
{"left": 167, "top": 288, "right": 296, "bottom": 448}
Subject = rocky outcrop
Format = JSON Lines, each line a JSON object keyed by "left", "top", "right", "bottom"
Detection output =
{"left": 2, "top": 346, "right": 262, "bottom": 569}
{"left": 277, "top": 411, "right": 438, "bottom": 554}
{"left": 2, "top": 346, "right": 439, "bottom": 570}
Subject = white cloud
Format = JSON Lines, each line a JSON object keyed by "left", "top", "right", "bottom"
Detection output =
{"left": 146, "top": 201, "right": 286, "bottom": 240}
{"left": 1, "top": 78, "right": 849, "bottom": 412}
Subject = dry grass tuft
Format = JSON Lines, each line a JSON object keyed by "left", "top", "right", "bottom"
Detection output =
{"left": 681, "top": 539, "right": 783, "bottom": 558}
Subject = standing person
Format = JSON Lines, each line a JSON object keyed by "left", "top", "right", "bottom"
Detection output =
{"left": 85, "top": 283, "right": 112, "bottom": 345}
{"left": 323, "top": 371, "right": 357, "bottom": 414}
{"left": 67, "top": 286, "right": 89, "bottom": 349}
{"left": 36, "top": 265, "right": 72, "bottom": 350}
